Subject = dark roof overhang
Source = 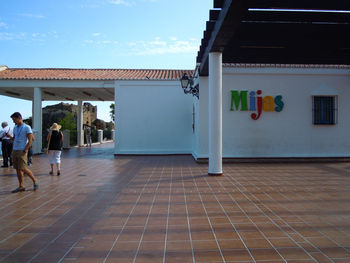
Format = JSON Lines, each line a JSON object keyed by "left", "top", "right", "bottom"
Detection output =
{"left": 197, "top": 0, "right": 350, "bottom": 76}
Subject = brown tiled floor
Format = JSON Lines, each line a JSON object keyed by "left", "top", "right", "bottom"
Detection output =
{"left": 1, "top": 143, "right": 350, "bottom": 262}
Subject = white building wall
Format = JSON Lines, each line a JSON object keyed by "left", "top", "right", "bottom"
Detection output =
{"left": 193, "top": 65, "right": 350, "bottom": 158}
{"left": 193, "top": 77, "right": 209, "bottom": 159}
{"left": 115, "top": 80, "right": 193, "bottom": 154}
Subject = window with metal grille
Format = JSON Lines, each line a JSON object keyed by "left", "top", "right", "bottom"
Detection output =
{"left": 312, "top": 96, "right": 337, "bottom": 125}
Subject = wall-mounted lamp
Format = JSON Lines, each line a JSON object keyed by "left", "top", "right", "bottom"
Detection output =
{"left": 180, "top": 73, "right": 199, "bottom": 99}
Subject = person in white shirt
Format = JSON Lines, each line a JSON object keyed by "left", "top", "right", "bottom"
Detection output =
{"left": 0, "top": 121, "right": 13, "bottom": 167}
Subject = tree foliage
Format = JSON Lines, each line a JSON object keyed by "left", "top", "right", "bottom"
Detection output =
{"left": 59, "top": 112, "right": 76, "bottom": 131}
{"left": 110, "top": 103, "right": 115, "bottom": 122}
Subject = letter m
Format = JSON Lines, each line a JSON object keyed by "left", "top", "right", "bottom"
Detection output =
{"left": 230, "top": 90, "right": 248, "bottom": 111}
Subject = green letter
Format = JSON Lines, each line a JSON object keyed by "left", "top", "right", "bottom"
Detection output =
{"left": 230, "top": 90, "right": 248, "bottom": 111}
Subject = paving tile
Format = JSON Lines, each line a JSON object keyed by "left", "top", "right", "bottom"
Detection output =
{"left": 191, "top": 230, "right": 215, "bottom": 241}
{"left": 277, "top": 247, "right": 314, "bottom": 260}
{"left": 1, "top": 143, "right": 350, "bottom": 263}
{"left": 268, "top": 237, "right": 299, "bottom": 248}
{"left": 166, "top": 240, "right": 192, "bottom": 252}
{"left": 319, "top": 247, "right": 350, "bottom": 259}
{"left": 249, "top": 248, "right": 284, "bottom": 261}
{"left": 192, "top": 240, "right": 222, "bottom": 251}
{"left": 310, "top": 252, "right": 334, "bottom": 263}
{"left": 243, "top": 238, "right": 273, "bottom": 249}
{"left": 217, "top": 239, "right": 245, "bottom": 250}
{"left": 165, "top": 251, "right": 193, "bottom": 263}
{"left": 333, "top": 259, "right": 350, "bottom": 263}
{"left": 221, "top": 249, "right": 253, "bottom": 261}
{"left": 193, "top": 250, "right": 223, "bottom": 262}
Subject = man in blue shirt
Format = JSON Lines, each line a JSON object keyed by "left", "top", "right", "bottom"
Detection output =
{"left": 9, "top": 112, "right": 38, "bottom": 193}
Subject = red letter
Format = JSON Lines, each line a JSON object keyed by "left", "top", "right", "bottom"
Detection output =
{"left": 251, "top": 90, "right": 262, "bottom": 120}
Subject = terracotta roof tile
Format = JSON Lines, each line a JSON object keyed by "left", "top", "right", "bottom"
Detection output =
{"left": 0, "top": 67, "right": 193, "bottom": 81}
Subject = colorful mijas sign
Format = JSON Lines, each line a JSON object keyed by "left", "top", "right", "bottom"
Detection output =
{"left": 230, "top": 90, "right": 284, "bottom": 120}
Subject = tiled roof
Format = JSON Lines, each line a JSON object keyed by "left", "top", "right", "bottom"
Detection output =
{"left": 223, "top": 63, "right": 350, "bottom": 69}
{"left": 0, "top": 67, "right": 193, "bottom": 81}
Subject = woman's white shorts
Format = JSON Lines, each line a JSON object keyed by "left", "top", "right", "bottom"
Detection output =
{"left": 48, "top": 150, "right": 62, "bottom": 164}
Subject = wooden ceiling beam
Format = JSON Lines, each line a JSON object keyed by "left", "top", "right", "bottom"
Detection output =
{"left": 248, "top": 0, "right": 350, "bottom": 11}
{"left": 214, "top": 0, "right": 224, "bottom": 8}
{"left": 197, "top": 0, "right": 350, "bottom": 76}
{"left": 243, "top": 10, "right": 350, "bottom": 24}
{"left": 210, "top": 9, "right": 221, "bottom": 21}
{"left": 199, "top": 0, "right": 249, "bottom": 75}
{"left": 235, "top": 22, "right": 350, "bottom": 42}
{"left": 222, "top": 47, "right": 350, "bottom": 64}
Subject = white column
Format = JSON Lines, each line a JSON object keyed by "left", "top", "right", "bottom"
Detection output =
{"left": 114, "top": 81, "right": 119, "bottom": 156}
{"left": 32, "top": 87, "right": 42, "bottom": 154}
{"left": 77, "top": 100, "right": 84, "bottom": 146}
{"left": 208, "top": 52, "right": 223, "bottom": 175}
{"left": 63, "top": 130, "right": 71, "bottom": 149}
{"left": 111, "top": 130, "right": 115, "bottom": 141}
{"left": 98, "top": 129, "right": 103, "bottom": 143}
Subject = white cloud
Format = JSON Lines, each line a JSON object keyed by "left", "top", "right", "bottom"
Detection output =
{"left": 128, "top": 42, "right": 137, "bottom": 47}
{"left": 107, "top": 0, "right": 158, "bottom": 7}
{"left": 50, "top": 30, "right": 59, "bottom": 39}
{"left": 16, "top": 13, "right": 46, "bottom": 19}
{"left": 125, "top": 37, "right": 199, "bottom": 56}
{"left": 0, "top": 32, "right": 26, "bottom": 41}
{"left": 108, "top": 0, "right": 135, "bottom": 6}
{"left": 80, "top": 3, "right": 100, "bottom": 8}
{"left": 83, "top": 39, "right": 118, "bottom": 46}
{"left": 0, "top": 22, "right": 8, "bottom": 29}
{"left": 92, "top": 33, "right": 101, "bottom": 37}
{"left": 82, "top": 36, "right": 197, "bottom": 55}
{"left": 0, "top": 30, "right": 59, "bottom": 42}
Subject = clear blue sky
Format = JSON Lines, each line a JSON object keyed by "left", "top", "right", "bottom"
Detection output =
{"left": 0, "top": 0, "right": 212, "bottom": 124}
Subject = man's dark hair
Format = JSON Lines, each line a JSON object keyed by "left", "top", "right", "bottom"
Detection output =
{"left": 10, "top": 112, "right": 22, "bottom": 119}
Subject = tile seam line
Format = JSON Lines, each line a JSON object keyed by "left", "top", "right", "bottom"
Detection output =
{"left": 0, "top": 166, "right": 82, "bottom": 214}
{"left": 102, "top": 161, "right": 161, "bottom": 263}
{"left": 260, "top": 171, "right": 342, "bottom": 261}
{"left": 132, "top": 166, "right": 167, "bottom": 263}
{"left": 0, "top": 165, "right": 99, "bottom": 261}
{"left": 189, "top": 167, "right": 228, "bottom": 263}
{"left": 0, "top": 193, "right": 76, "bottom": 244}
{"left": 0, "top": 166, "right": 88, "bottom": 237}
{"left": 223, "top": 168, "right": 324, "bottom": 263}
{"left": 57, "top": 165, "right": 142, "bottom": 263}
{"left": 0, "top": 164, "right": 93, "bottom": 215}
{"left": 286, "top": 167, "right": 350, "bottom": 249}
{"left": 181, "top": 166, "right": 196, "bottom": 263}
{"left": 263, "top": 171, "right": 349, "bottom": 259}
{"left": 162, "top": 166, "right": 173, "bottom": 263}
{"left": 27, "top": 162, "right": 141, "bottom": 263}
{"left": 26, "top": 191, "right": 107, "bottom": 263}
{"left": 201, "top": 169, "right": 285, "bottom": 263}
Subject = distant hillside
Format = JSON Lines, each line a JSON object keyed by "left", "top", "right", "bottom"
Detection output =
{"left": 43, "top": 102, "right": 97, "bottom": 127}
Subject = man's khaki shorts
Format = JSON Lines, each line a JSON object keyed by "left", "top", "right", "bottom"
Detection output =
{"left": 12, "top": 150, "right": 28, "bottom": 170}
